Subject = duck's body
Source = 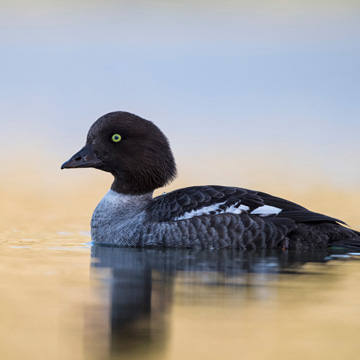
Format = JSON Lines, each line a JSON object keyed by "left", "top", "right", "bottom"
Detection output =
{"left": 62, "top": 111, "right": 360, "bottom": 249}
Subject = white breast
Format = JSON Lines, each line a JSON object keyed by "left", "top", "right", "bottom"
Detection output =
{"left": 91, "top": 189, "right": 153, "bottom": 245}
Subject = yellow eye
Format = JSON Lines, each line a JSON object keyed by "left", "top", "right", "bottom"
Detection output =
{"left": 111, "top": 134, "right": 122, "bottom": 143}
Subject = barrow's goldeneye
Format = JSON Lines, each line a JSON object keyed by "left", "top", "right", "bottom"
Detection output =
{"left": 61, "top": 111, "right": 360, "bottom": 249}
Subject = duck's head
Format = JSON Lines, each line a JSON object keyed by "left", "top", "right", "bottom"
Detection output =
{"left": 61, "top": 111, "right": 177, "bottom": 195}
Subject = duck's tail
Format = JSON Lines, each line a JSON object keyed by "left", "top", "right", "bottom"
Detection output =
{"left": 331, "top": 226, "right": 360, "bottom": 249}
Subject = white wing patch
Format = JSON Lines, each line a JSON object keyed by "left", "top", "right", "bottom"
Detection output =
{"left": 173, "top": 201, "right": 282, "bottom": 221}
{"left": 250, "top": 205, "right": 282, "bottom": 217}
{"left": 173, "top": 201, "right": 250, "bottom": 221}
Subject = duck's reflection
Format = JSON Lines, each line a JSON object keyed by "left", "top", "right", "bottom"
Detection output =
{"left": 89, "top": 246, "right": 332, "bottom": 359}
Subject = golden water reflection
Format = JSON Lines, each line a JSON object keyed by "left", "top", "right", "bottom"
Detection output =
{"left": 2, "top": 227, "right": 360, "bottom": 360}
{"left": 89, "top": 247, "right": 360, "bottom": 360}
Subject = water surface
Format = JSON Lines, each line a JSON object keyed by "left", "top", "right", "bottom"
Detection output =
{"left": 2, "top": 221, "right": 360, "bottom": 360}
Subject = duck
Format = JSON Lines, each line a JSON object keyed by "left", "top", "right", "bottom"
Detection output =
{"left": 61, "top": 111, "right": 360, "bottom": 250}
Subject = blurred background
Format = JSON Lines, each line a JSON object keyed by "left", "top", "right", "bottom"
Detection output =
{"left": 1, "top": 2, "right": 360, "bottom": 360}
{"left": 1, "top": 0, "right": 360, "bottom": 227}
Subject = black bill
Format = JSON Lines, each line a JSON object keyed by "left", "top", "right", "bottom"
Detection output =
{"left": 61, "top": 144, "right": 103, "bottom": 169}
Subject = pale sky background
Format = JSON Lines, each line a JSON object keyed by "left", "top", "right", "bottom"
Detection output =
{"left": 1, "top": 0, "right": 360, "bottom": 193}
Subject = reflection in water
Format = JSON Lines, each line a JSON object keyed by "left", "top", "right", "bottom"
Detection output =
{"left": 89, "top": 246, "right": 339, "bottom": 359}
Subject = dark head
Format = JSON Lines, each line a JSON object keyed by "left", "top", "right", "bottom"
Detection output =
{"left": 61, "top": 112, "right": 177, "bottom": 194}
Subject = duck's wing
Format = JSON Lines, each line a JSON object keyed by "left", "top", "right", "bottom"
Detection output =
{"left": 147, "top": 185, "right": 345, "bottom": 225}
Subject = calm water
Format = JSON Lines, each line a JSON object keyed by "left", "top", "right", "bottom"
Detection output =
{"left": 2, "top": 222, "right": 360, "bottom": 360}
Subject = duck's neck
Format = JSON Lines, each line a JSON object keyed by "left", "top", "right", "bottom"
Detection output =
{"left": 111, "top": 176, "right": 157, "bottom": 195}
{"left": 101, "top": 189, "right": 153, "bottom": 211}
